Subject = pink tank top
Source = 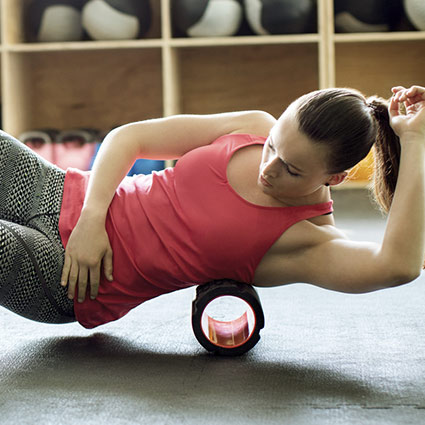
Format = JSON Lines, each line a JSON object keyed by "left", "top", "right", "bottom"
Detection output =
{"left": 59, "top": 133, "right": 333, "bottom": 328}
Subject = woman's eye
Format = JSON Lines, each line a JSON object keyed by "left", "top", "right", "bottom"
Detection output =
{"left": 287, "top": 168, "right": 300, "bottom": 177}
{"left": 283, "top": 162, "right": 300, "bottom": 177}
{"left": 267, "top": 140, "right": 300, "bottom": 177}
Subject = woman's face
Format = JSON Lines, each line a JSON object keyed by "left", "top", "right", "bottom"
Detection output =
{"left": 258, "top": 107, "right": 337, "bottom": 203}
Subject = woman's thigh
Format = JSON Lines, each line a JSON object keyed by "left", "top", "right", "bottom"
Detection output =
{"left": 0, "top": 130, "right": 65, "bottom": 226}
{"left": 0, "top": 218, "right": 75, "bottom": 324}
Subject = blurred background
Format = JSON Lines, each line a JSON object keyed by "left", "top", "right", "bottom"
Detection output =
{"left": 1, "top": 0, "right": 424, "bottom": 182}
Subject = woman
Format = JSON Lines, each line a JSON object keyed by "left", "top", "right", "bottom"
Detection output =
{"left": 1, "top": 85, "right": 424, "bottom": 329}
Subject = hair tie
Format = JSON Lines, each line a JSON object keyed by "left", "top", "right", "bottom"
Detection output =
{"left": 367, "top": 100, "right": 386, "bottom": 121}
{"left": 367, "top": 101, "right": 378, "bottom": 113}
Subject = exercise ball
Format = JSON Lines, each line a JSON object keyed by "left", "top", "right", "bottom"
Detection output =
{"left": 172, "top": 0, "right": 243, "bottom": 37}
{"left": 245, "top": 0, "right": 315, "bottom": 35}
{"left": 334, "top": 0, "right": 403, "bottom": 33}
{"left": 27, "top": 0, "right": 86, "bottom": 42}
{"left": 404, "top": 0, "right": 425, "bottom": 31}
{"left": 82, "top": 0, "right": 152, "bottom": 40}
{"left": 127, "top": 159, "right": 165, "bottom": 176}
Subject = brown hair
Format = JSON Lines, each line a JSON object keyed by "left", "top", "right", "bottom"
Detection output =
{"left": 295, "top": 88, "right": 401, "bottom": 213}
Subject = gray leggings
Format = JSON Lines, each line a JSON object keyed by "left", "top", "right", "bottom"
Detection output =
{"left": 0, "top": 131, "right": 75, "bottom": 324}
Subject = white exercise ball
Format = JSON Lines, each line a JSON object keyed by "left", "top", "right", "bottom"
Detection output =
{"left": 27, "top": 0, "right": 85, "bottom": 42}
{"left": 172, "top": 0, "right": 243, "bottom": 37}
{"left": 82, "top": 0, "right": 152, "bottom": 40}
{"left": 404, "top": 0, "right": 425, "bottom": 31}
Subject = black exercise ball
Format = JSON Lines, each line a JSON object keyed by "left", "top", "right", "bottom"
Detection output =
{"left": 82, "top": 0, "right": 152, "bottom": 40}
{"left": 334, "top": 0, "right": 404, "bottom": 32}
{"left": 172, "top": 0, "right": 243, "bottom": 37}
{"left": 27, "top": 0, "right": 86, "bottom": 42}
{"left": 244, "top": 0, "right": 316, "bottom": 35}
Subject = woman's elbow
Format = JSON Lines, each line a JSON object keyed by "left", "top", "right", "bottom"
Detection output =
{"left": 377, "top": 250, "right": 423, "bottom": 288}
{"left": 398, "top": 268, "right": 421, "bottom": 284}
{"left": 387, "top": 266, "right": 422, "bottom": 288}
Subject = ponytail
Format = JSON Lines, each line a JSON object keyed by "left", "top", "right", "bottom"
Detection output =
{"left": 367, "top": 97, "right": 401, "bottom": 214}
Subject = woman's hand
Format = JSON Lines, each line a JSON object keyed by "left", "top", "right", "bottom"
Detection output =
{"left": 61, "top": 213, "right": 114, "bottom": 303}
{"left": 389, "top": 85, "right": 425, "bottom": 142}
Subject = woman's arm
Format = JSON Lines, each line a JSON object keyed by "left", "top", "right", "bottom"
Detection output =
{"left": 62, "top": 111, "right": 276, "bottom": 302}
{"left": 81, "top": 111, "right": 275, "bottom": 219}
{"left": 255, "top": 86, "right": 425, "bottom": 293}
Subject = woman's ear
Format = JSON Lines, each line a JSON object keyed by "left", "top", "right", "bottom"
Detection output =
{"left": 327, "top": 171, "right": 348, "bottom": 187}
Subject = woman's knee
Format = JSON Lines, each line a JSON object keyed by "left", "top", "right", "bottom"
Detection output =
{"left": 0, "top": 220, "right": 74, "bottom": 324}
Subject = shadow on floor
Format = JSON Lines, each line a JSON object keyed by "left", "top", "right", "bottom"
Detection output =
{"left": 2, "top": 332, "right": 397, "bottom": 409}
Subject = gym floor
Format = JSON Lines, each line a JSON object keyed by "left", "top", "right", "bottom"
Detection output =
{"left": 1, "top": 189, "right": 425, "bottom": 425}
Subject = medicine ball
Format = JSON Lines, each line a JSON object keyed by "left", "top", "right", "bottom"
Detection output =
{"left": 404, "top": 0, "right": 425, "bottom": 31}
{"left": 334, "top": 0, "right": 403, "bottom": 32}
{"left": 82, "top": 0, "right": 152, "bottom": 40}
{"left": 245, "top": 0, "right": 315, "bottom": 35}
{"left": 172, "top": 0, "right": 243, "bottom": 37}
{"left": 27, "top": 0, "right": 86, "bottom": 42}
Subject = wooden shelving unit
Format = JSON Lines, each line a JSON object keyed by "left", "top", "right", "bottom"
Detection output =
{"left": 1, "top": 0, "right": 425, "bottom": 185}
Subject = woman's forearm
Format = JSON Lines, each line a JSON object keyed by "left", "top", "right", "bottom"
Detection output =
{"left": 381, "top": 137, "right": 425, "bottom": 278}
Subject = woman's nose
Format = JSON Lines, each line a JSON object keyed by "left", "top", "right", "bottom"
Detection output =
{"left": 263, "top": 157, "right": 280, "bottom": 178}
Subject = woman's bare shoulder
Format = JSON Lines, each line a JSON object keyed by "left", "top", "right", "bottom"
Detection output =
{"left": 229, "top": 110, "right": 277, "bottom": 137}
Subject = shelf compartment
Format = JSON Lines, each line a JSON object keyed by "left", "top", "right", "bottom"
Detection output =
{"left": 335, "top": 40, "right": 425, "bottom": 97}
{"left": 3, "top": 48, "right": 163, "bottom": 136}
{"left": 169, "top": 0, "right": 319, "bottom": 39}
{"left": 178, "top": 43, "right": 319, "bottom": 117}
{"left": 3, "top": 0, "right": 161, "bottom": 44}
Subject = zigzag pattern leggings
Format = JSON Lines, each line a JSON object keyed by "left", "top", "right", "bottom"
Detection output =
{"left": 0, "top": 131, "right": 75, "bottom": 324}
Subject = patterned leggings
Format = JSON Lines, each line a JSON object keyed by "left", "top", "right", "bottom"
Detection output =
{"left": 0, "top": 131, "right": 75, "bottom": 324}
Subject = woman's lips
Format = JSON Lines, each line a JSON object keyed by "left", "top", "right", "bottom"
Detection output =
{"left": 260, "top": 175, "right": 272, "bottom": 187}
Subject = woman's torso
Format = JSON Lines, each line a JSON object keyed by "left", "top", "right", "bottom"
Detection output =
{"left": 59, "top": 132, "right": 334, "bottom": 327}
{"left": 102, "top": 134, "right": 334, "bottom": 287}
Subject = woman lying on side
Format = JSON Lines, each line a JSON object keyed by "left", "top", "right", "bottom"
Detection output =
{"left": 0, "top": 85, "right": 423, "bottom": 329}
